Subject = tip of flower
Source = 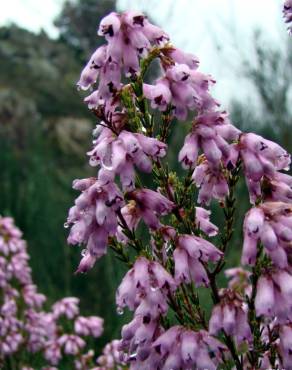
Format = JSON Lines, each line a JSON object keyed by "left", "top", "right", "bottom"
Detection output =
{"left": 75, "top": 253, "right": 97, "bottom": 274}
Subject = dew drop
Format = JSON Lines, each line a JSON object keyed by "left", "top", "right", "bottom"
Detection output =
{"left": 64, "top": 222, "right": 70, "bottom": 229}
{"left": 165, "top": 242, "right": 172, "bottom": 254}
{"left": 129, "top": 352, "right": 137, "bottom": 361}
{"left": 89, "top": 157, "right": 99, "bottom": 167}
{"left": 81, "top": 249, "right": 88, "bottom": 257}
{"left": 116, "top": 306, "right": 124, "bottom": 315}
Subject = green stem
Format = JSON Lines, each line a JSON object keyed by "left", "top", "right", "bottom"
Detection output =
{"left": 202, "top": 163, "right": 243, "bottom": 369}
{"left": 212, "top": 163, "right": 241, "bottom": 275}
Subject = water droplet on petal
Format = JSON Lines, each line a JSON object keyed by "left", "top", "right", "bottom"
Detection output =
{"left": 64, "top": 222, "right": 70, "bottom": 228}
{"left": 150, "top": 286, "right": 158, "bottom": 292}
{"left": 81, "top": 249, "right": 88, "bottom": 257}
{"left": 116, "top": 306, "right": 124, "bottom": 315}
{"left": 89, "top": 157, "right": 99, "bottom": 167}
{"left": 129, "top": 352, "right": 137, "bottom": 361}
{"left": 165, "top": 242, "right": 172, "bottom": 254}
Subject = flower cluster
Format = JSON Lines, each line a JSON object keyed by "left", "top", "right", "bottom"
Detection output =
{"left": 65, "top": 6, "right": 292, "bottom": 370}
{"left": 209, "top": 289, "right": 251, "bottom": 345}
{"left": 115, "top": 257, "right": 176, "bottom": 368}
{"left": 96, "top": 339, "right": 125, "bottom": 370}
{"left": 0, "top": 216, "right": 103, "bottom": 369}
{"left": 152, "top": 327, "right": 226, "bottom": 370}
{"left": 239, "top": 133, "right": 290, "bottom": 203}
{"left": 243, "top": 202, "right": 292, "bottom": 267}
{"left": 174, "top": 234, "right": 222, "bottom": 287}
{"left": 78, "top": 11, "right": 168, "bottom": 111}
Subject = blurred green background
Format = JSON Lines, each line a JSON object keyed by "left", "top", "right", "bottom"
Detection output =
{"left": 0, "top": 0, "right": 291, "bottom": 352}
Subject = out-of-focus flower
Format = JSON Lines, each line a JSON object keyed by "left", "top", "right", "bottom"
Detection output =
{"left": 0, "top": 216, "right": 104, "bottom": 368}
{"left": 283, "top": 0, "right": 292, "bottom": 34}
{"left": 52, "top": 297, "right": 79, "bottom": 319}
{"left": 74, "top": 316, "right": 104, "bottom": 338}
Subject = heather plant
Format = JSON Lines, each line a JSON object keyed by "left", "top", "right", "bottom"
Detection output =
{"left": 0, "top": 216, "right": 105, "bottom": 369}
{"left": 63, "top": 5, "right": 292, "bottom": 370}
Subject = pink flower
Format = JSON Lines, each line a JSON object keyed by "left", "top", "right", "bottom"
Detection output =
{"left": 242, "top": 202, "right": 292, "bottom": 268}
{"left": 279, "top": 324, "right": 292, "bottom": 368}
{"left": 52, "top": 297, "right": 79, "bottom": 319}
{"left": 145, "top": 64, "right": 217, "bottom": 120}
{"left": 44, "top": 341, "right": 62, "bottom": 365}
{"left": 88, "top": 129, "right": 167, "bottom": 190}
{"left": 164, "top": 47, "right": 199, "bottom": 70}
{"left": 58, "top": 334, "right": 85, "bottom": 355}
{"left": 152, "top": 327, "right": 226, "bottom": 370}
{"left": 209, "top": 290, "right": 251, "bottom": 344}
{"left": 125, "top": 189, "right": 174, "bottom": 230}
{"left": 79, "top": 11, "right": 168, "bottom": 113}
{"left": 195, "top": 207, "right": 218, "bottom": 236}
{"left": 116, "top": 257, "right": 176, "bottom": 313}
{"left": 97, "top": 339, "right": 125, "bottom": 369}
{"left": 179, "top": 111, "right": 240, "bottom": 169}
{"left": 239, "top": 133, "right": 290, "bottom": 203}
{"left": 66, "top": 178, "right": 124, "bottom": 271}
{"left": 192, "top": 159, "right": 229, "bottom": 205}
{"left": 174, "top": 235, "right": 222, "bottom": 287}
{"left": 143, "top": 80, "right": 172, "bottom": 111}
{"left": 77, "top": 45, "right": 107, "bottom": 90}
{"left": 22, "top": 284, "right": 46, "bottom": 308}
{"left": 74, "top": 316, "right": 104, "bottom": 338}
{"left": 225, "top": 267, "right": 251, "bottom": 297}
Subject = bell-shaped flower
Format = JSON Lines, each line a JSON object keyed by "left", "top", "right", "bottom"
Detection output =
{"left": 124, "top": 189, "right": 175, "bottom": 230}
{"left": 255, "top": 269, "right": 292, "bottom": 322}
{"left": 239, "top": 133, "right": 290, "bottom": 203}
{"left": 179, "top": 111, "right": 240, "bottom": 170}
{"left": 209, "top": 289, "right": 252, "bottom": 345}
{"left": 192, "top": 158, "right": 229, "bottom": 205}
{"left": 195, "top": 207, "right": 218, "bottom": 236}
{"left": 116, "top": 257, "right": 176, "bottom": 313}
{"left": 66, "top": 177, "right": 124, "bottom": 272}
{"left": 88, "top": 128, "right": 167, "bottom": 190}
{"left": 152, "top": 327, "right": 226, "bottom": 370}
{"left": 174, "top": 235, "right": 222, "bottom": 287}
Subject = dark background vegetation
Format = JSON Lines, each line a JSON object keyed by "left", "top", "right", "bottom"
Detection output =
{"left": 0, "top": 0, "right": 291, "bottom": 353}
